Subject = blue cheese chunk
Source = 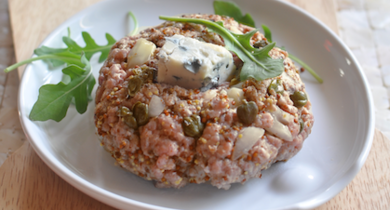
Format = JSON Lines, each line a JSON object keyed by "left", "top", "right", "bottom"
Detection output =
{"left": 157, "top": 34, "right": 235, "bottom": 91}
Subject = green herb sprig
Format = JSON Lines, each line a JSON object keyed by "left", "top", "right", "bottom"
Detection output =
{"left": 5, "top": 31, "right": 117, "bottom": 121}
{"left": 35, "top": 32, "right": 115, "bottom": 67}
{"left": 213, "top": 1, "right": 255, "bottom": 27}
{"left": 160, "top": 16, "right": 284, "bottom": 81}
{"left": 5, "top": 32, "right": 115, "bottom": 73}
{"left": 214, "top": 1, "right": 323, "bottom": 83}
{"left": 29, "top": 55, "right": 95, "bottom": 121}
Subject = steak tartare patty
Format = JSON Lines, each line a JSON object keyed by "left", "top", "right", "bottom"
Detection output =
{"left": 94, "top": 14, "right": 314, "bottom": 190}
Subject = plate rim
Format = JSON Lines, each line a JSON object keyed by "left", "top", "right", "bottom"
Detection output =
{"left": 17, "top": 0, "right": 375, "bottom": 209}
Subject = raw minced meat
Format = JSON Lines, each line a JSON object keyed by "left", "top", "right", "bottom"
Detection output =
{"left": 94, "top": 14, "right": 314, "bottom": 190}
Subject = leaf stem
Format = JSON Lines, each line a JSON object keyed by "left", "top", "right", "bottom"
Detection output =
{"left": 63, "top": 46, "right": 113, "bottom": 56}
{"left": 289, "top": 54, "right": 323, "bottom": 83}
{"left": 67, "top": 27, "right": 71, "bottom": 37}
{"left": 4, "top": 54, "right": 83, "bottom": 73}
{"left": 128, "top": 11, "right": 139, "bottom": 36}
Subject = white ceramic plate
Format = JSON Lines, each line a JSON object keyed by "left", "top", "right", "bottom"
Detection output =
{"left": 18, "top": 0, "right": 375, "bottom": 209}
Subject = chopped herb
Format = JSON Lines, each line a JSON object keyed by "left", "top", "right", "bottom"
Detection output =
{"left": 213, "top": 1, "right": 255, "bottom": 27}
{"left": 159, "top": 16, "right": 284, "bottom": 81}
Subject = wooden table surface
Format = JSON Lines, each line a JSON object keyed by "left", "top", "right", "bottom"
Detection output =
{"left": 1, "top": 0, "right": 390, "bottom": 209}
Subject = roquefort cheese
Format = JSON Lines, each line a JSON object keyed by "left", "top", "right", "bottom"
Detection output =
{"left": 157, "top": 34, "right": 235, "bottom": 91}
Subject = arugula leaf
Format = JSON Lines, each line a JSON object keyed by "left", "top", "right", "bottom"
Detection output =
{"left": 261, "top": 25, "right": 273, "bottom": 43}
{"left": 29, "top": 55, "right": 95, "bottom": 122}
{"left": 213, "top": 2, "right": 323, "bottom": 83}
{"left": 159, "top": 16, "right": 284, "bottom": 81}
{"left": 4, "top": 27, "right": 117, "bottom": 121}
{"left": 213, "top": 1, "right": 255, "bottom": 27}
{"left": 261, "top": 24, "right": 323, "bottom": 83}
{"left": 4, "top": 31, "right": 116, "bottom": 73}
{"left": 35, "top": 32, "right": 116, "bottom": 65}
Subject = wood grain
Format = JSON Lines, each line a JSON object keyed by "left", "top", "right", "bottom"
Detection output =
{"left": 8, "top": 0, "right": 101, "bottom": 77}
{"left": 0, "top": 141, "right": 115, "bottom": 209}
{"left": 288, "top": 0, "right": 339, "bottom": 34}
{"left": 2, "top": 0, "right": 389, "bottom": 209}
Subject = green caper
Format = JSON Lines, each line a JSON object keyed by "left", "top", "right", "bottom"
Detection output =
{"left": 124, "top": 114, "right": 138, "bottom": 129}
{"left": 127, "top": 76, "right": 143, "bottom": 97}
{"left": 141, "top": 66, "right": 156, "bottom": 83}
{"left": 290, "top": 91, "right": 308, "bottom": 108}
{"left": 253, "top": 39, "right": 269, "bottom": 48}
{"left": 133, "top": 102, "right": 149, "bottom": 126}
{"left": 299, "top": 118, "right": 304, "bottom": 134}
{"left": 237, "top": 101, "right": 258, "bottom": 125}
{"left": 182, "top": 115, "right": 204, "bottom": 137}
{"left": 119, "top": 106, "right": 131, "bottom": 116}
{"left": 119, "top": 106, "right": 138, "bottom": 129}
{"left": 267, "top": 79, "right": 284, "bottom": 95}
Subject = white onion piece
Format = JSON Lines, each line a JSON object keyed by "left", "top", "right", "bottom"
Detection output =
{"left": 233, "top": 127, "right": 265, "bottom": 160}
{"left": 127, "top": 38, "right": 156, "bottom": 68}
{"left": 265, "top": 115, "right": 293, "bottom": 141}
{"left": 227, "top": 87, "right": 244, "bottom": 106}
{"left": 148, "top": 95, "right": 165, "bottom": 118}
{"left": 272, "top": 106, "right": 293, "bottom": 125}
{"left": 203, "top": 89, "right": 217, "bottom": 102}
{"left": 280, "top": 72, "right": 296, "bottom": 95}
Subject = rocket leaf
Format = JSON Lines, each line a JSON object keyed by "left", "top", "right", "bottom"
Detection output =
{"left": 261, "top": 24, "right": 273, "bottom": 43}
{"left": 29, "top": 55, "right": 95, "bottom": 122}
{"left": 159, "top": 16, "right": 284, "bottom": 81}
{"left": 213, "top": 2, "right": 323, "bottom": 83}
{"left": 213, "top": 1, "right": 255, "bottom": 27}
{"left": 34, "top": 32, "right": 116, "bottom": 67}
{"left": 4, "top": 31, "right": 116, "bottom": 73}
{"left": 4, "top": 30, "right": 117, "bottom": 121}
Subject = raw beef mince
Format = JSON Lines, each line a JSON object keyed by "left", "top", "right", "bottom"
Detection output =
{"left": 94, "top": 14, "right": 314, "bottom": 190}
